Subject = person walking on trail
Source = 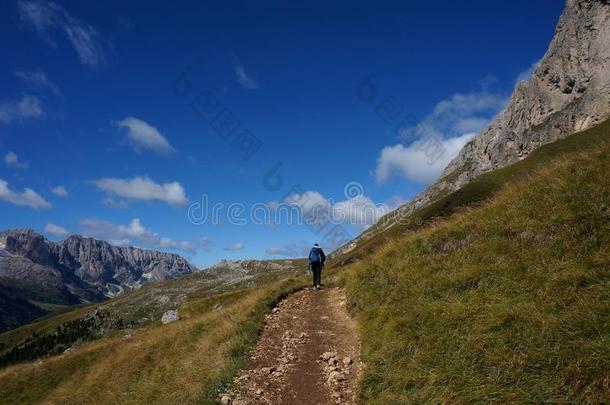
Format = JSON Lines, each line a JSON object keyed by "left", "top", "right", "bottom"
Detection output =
{"left": 308, "top": 243, "right": 326, "bottom": 289}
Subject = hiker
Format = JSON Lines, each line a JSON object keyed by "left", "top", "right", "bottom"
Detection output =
{"left": 308, "top": 243, "right": 326, "bottom": 289}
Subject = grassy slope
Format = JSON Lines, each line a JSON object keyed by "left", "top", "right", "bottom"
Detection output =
{"left": 337, "top": 124, "right": 610, "bottom": 402}
{"left": 0, "top": 277, "right": 305, "bottom": 404}
{"left": 0, "top": 259, "right": 304, "bottom": 359}
{"left": 336, "top": 119, "right": 610, "bottom": 267}
{"left": 0, "top": 287, "right": 48, "bottom": 334}
{"left": 0, "top": 303, "right": 92, "bottom": 359}
{"left": 1, "top": 121, "right": 608, "bottom": 404}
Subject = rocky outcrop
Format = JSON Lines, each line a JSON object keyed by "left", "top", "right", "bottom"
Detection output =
{"left": 435, "top": 0, "right": 610, "bottom": 194}
{"left": 161, "top": 310, "right": 180, "bottom": 324}
{"left": 0, "top": 255, "right": 77, "bottom": 304}
{"left": 336, "top": 0, "right": 610, "bottom": 255}
{"left": 2, "top": 229, "right": 57, "bottom": 268}
{"left": 55, "top": 235, "right": 195, "bottom": 294}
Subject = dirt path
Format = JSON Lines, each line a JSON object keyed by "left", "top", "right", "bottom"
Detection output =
{"left": 225, "top": 287, "right": 361, "bottom": 405}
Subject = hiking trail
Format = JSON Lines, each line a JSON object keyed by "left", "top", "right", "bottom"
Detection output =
{"left": 226, "top": 287, "right": 361, "bottom": 404}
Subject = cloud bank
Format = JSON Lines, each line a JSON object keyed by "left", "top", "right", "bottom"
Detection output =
{"left": 282, "top": 190, "right": 395, "bottom": 231}
{"left": 375, "top": 88, "right": 507, "bottom": 184}
{"left": 0, "top": 179, "right": 51, "bottom": 209}
{"left": 376, "top": 132, "right": 475, "bottom": 184}
{"left": 93, "top": 176, "right": 188, "bottom": 206}
{"left": 79, "top": 218, "right": 197, "bottom": 252}
{"left": 44, "top": 222, "right": 69, "bottom": 237}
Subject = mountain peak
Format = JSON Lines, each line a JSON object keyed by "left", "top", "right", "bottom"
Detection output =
{"left": 0, "top": 228, "right": 44, "bottom": 239}
{"left": 441, "top": 0, "right": 610, "bottom": 186}
{"left": 337, "top": 0, "right": 610, "bottom": 255}
{"left": 0, "top": 227, "right": 198, "bottom": 330}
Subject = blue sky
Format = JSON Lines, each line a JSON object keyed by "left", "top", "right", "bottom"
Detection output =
{"left": 0, "top": 0, "right": 564, "bottom": 267}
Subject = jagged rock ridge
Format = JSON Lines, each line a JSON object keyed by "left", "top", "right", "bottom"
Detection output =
{"left": 0, "top": 228, "right": 197, "bottom": 331}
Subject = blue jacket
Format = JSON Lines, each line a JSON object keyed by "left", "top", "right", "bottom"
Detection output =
{"left": 308, "top": 246, "right": 326, "bottom": 265}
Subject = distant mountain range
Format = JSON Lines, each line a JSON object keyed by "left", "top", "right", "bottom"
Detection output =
{"left": 0, "top": 229, "right": 197, "bottom": 332}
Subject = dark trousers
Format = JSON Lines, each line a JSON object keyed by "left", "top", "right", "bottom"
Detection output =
{"left": 311, "top": 263, "right": 322, "bottom": 286}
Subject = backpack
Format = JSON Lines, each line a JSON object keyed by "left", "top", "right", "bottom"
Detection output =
{"left": 309, "top": 248, "right": 321, "bottom": 263}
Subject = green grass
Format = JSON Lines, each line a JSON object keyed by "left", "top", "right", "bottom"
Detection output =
{"left": 340, "top": 124, "right": 610, "bottom": 403}
{"left": 335, "top": 119, "right": 610, "bottom": 267}
{"left": 0, "top": 289, "right": 49, "bottom": 334}
{"left": 0, "top": 304, "right": 94, "bottom": 357}
{"left": 1, "top": 119, "right": 609, "bottom": 404}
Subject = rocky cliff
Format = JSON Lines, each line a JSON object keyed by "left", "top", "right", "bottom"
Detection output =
{"left": 337, "top": 0, "right": 610, "bottom": 255}
{"left": 0, "top": 229, "right": 197, "bottom": 331}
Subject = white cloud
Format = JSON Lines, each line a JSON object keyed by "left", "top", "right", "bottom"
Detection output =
{"left": 179, "top": 241, "right": 196, "bottom": 251}
{"left": 156, "top": 237, "right": 195, "bottom": 252}
{"left": 284, "top": 191, "right": 330, "bottom": 221}
{"left": 198, "top": 236, "right": 211, "bottom": 252}
{"left": 266, "top": 241, "right": 310, "bottom": 257}
{"left": 44, "top": 222, "right": 68, "bottom": 237}
{"left": 3, "top": 151, "right": 29, "bottom": 169}
{"left": 18, "top": 0, "right": 108, "bottom": 67}
{"left": 0, "top": 95, "right": 44, "bottom": 124}
{"left": 0, "top": 179, "right": 51, "bottom": 209}
{"left": 332, "top": 194, "right": 393, "bottom": 229}
{"left": 400, "top": 90, "right": 506, "bottom": 142}
{"left": 516, "top": 60, "right": 540, "bottom": 84}
{"left": 79, "top": 217, "right": 197, "bottom": 252}
{"left": 51, "top": 185, "right": 68, "bottom": 197}
{"left": 224, "top": 242, "right": 244, "bottom": 251}
{"left": 118, "top": 217, "right": 147, "bottom": 237}
{"left": 14, "top": 70, "right": 60, "bottom": 95}
{"left": 376, "top": 132, "right": 475, "bottom": 184}
{"left": 375, "top": 86, "right": 508, "bottom": 185}
{"left": 101, "top": 197, "right": 128, "bottom": 208}
{"left": 116, "top": 117, "right": 174, "bottom": 155}
{"left": 92, "top": 176, "right": 188, "bottom": 206}
{"left": 282, "top": 190, "right": 396, "bottom": 230}
{"left": 376, "top": 64, "right": 545, "bottom": 187}
{"left": 234, "top": 61, "right": 259, "bottom": 90}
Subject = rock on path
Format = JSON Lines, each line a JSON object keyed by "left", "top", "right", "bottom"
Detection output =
{"left": 230, "top": 287, "right": 361, "bottom": 404}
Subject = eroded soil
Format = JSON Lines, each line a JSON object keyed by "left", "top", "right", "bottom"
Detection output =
{"left": 227, "top": 287, "right": 361, "bottom": 404}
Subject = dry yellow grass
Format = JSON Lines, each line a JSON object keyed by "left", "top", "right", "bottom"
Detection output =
{"left": 2, "top": 121, "right": 608, "bottom": 405}
{"left": 341, "top": 140, "right": 610, "bottom": 403}
{"left": 0, "top": 278, "right": 303, "bottom": 404}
